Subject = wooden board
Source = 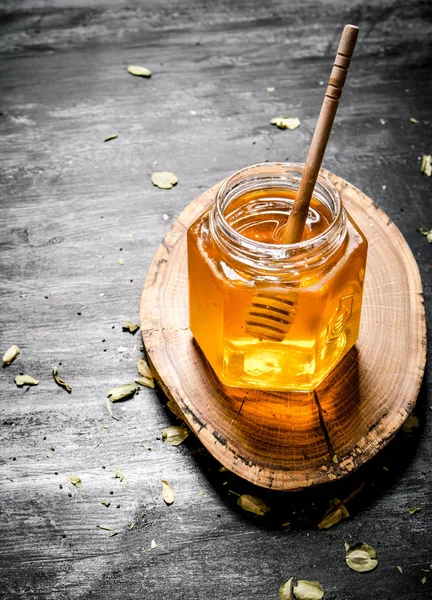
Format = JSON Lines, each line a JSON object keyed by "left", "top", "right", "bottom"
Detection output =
{"left": 140, "top": 172, "right": 426, "bottom": 491}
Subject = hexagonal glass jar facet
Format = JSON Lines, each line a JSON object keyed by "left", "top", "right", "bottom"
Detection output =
{"left": 187, "top": 163, "right": 367, "bottom": 391}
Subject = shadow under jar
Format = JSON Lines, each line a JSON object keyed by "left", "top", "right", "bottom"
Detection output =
{"left": 187, "top": 163, "right": 368, "bottom": 391}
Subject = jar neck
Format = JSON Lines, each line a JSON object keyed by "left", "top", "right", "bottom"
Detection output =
{"left": 210, "top": 162, "right": 347, "bottom": 281}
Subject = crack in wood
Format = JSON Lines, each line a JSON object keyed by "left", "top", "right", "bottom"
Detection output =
{"left": 313, "top": 391, "right": 335, "bottom": 458}
{"left": 230, "top": 391, "right": 248, "bottom": 426}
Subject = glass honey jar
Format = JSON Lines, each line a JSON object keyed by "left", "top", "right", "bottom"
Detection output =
{"left": 187, "top": 163, "right": 368, "bottom": 391}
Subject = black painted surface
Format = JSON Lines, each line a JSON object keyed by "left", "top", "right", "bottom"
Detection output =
{"left": 0, "top": 1, "right": 431, "bottom": 598}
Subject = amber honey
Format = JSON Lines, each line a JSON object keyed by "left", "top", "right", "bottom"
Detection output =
{"left": 188, "top": 163, "right": 367, "bottom": 391}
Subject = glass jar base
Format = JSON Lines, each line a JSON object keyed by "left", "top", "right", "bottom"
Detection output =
{"left": 217, "top": 335, "right": 352, "bottom": 392}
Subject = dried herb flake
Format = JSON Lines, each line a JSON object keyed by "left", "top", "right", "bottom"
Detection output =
{"left": 408, "top": 507, "right": 421, "bottom": 515}
{"left": 345, "top": 542, "right": 378, "bottom": 573}
{"left": 15, "top": 374, "right": 39, "bottom": 387}
{"left": 135, "top": 377, "right": 154, "bottom": 389}
{"left": 162, "top": 425, "right": 189, "bottom": 446}
{"left": 52, "top": 365, "right": 72, "bottom": 393}
{"left": 105, "top": 397, "right": 120, "bottom": 421}
{"left": 101, "top": 500, "right": 111, "bottom": 507}
{"left": 151, "top": 171, "right": 178, "bottom": 189}
{"left": 146, "top": 538, "right": 157, "bottom": 551}
{"left": 271, "top": 116, "right": 301, "bottom": 130}
{"left": 279, "top": 577, "right": 293, "bottom": 600}
{"left": 161, "top": 479, "right": 175, "bottom": 505}
{"left": 129, "top": 522, "right": 135, "bottom": 530}
{"left": 318, "top": 500, "right": 349, "bottom": 529}
{"left": 136, "top": 359, "right": 154, "bottom": 388}
{"left": 107, "top": 383, "right": 138, "bottom": 402}
{"left": 396, "top": 566, "right": 403, "bottom": 573}
{"left": 402, "top": 414, "right": 420, "bottom": 433}
{"left": 237, "top": 494, "right": 270, "bottom": 516}
{"left": 68, "top": 474, "right": 82, "bottom": 488}
{"left": 167, "top": 398, "right": 185, "bottom": 420}
{"left": 293, "top": 580, "right": 324, "bottom": 600}
{"left": 104, "top": 134, "right": 118, "bottom": 142}
{"left": 421, "top": 154, "right": 432, "bottom": 176}
{"left": 410, "top": 117, "right": 419, "bottom": 124}
{"left": 421, "top": 576, "right": 427, "bottom": 584}
{"left": 114, "top": 466, "right": 124, "bottom": 482}
{"left": 127, "top": 65, "right": 152, "bottom": 78}
{"left": 2, "top": 344, "right": 20, "bottom": 365}
{"left": 122, "top": 321, "right": 139, "bottom": 334}
{"left": 96, "top": 525, "right": 113, "bottom": 531}
{"left": 417, "top": 226, "right": 432, "bottom": 243}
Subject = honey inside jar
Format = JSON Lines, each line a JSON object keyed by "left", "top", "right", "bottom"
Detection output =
{"left": 187, "top": 164, "right": 367, "bottom": 391}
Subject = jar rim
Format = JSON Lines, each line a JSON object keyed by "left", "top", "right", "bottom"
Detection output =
{"left": 215, "top": 161, "right": 342, "bottom": 252}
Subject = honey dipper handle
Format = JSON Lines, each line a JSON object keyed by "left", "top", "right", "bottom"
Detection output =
{"left": 281, "top": 24, "right": 359, "bottom": 244}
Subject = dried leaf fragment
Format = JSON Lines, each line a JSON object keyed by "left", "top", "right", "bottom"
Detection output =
{"left": 127, "top": 65, "right": 152, "bottom": 78}
{"left": 421, "top": 154, "right": 432, "bottom": 176}
{"left": 96, "top": 525, "right": 114, "bottom": 531}
{"left": 293, "top": 580, "right": 324, "bottom": 600}
{"left": 267, "top": 87, "right": 276, "bottom": 92}
{"left": 162, "top": 425, "right": 189, "bottom": 446}
{"left": 105, "top": 397, "right": 120, "bottom": 421}
{"left": 107, "top": 383, "right": 138, "bottom": 402}
{"left": 401, "top": 414, "right": 420, "bottom": 433}
{"left": 271, "top": 116, "right": 301, "bottom": 130}
{"left": 104, "top": 134, "right": 118, "bottom": 142}
{"left": 146, "top": 538, "right": 157, "bottom": 551}
{"left": 161, "top": 479, "right": 175, "bottom": 505}
{"left": 136, "top": 359, "right": 154, "bottom": 387}
{"left": 151, "top": 171, "right": 178, "bottom": 189}
{"left": 408, "top": 507, "right": 421, "bottom": 515}
{"left": 410, "top": 117, "right": 419, "bottom": 124}
{"left": 118, "top": 258, "right": 124, "bottom": 265}
{"left": 421, "top": 576, "right": 427, "bottom": 584}
{"left": 279, "top": 577, "right": 293, "bottom": 600}
{"left": 167, "top": 398, "right": 185, "bottom": 420}
{"left": 129, "top": 522, "right": 135, "bottom": 530}
{"left": 2, "top": 345, "right": 20, "bottom": 365}
{"left": 52, "top": 366, "right": 72, "bottom": 393}
{"left": 15, "top": 375, "right": 39, "bottom": 387}
{"left": 417, "top": 226, "right": 432, "bottom": 243}
{"left": 122, "top": 321, "right": 139, "bottom": 334}
{"left": 114, "top": 466, "right": 124, "bottom": 482}
{"left": 68, "top": 474, "right": 82, "bottom": 488}
{"left": 101, "top": 500, "right": 111, "bottom": 507}
{"left": 396, "top": 566, "right": 403, "bottom": 573}
{"left": 237, "top": 494, "right": 270, "bottom": 516}
{"left": 135, "top": 377, "right": 154, "bottom": 389}
{"left": 345, "top": 542, "right": 378, "bottom": 573}
{"left": 318, "top": 501, "right": 349, "bottom": 529}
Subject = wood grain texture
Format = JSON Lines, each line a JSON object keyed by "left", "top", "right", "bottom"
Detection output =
{"left": 140, "top": 173, "right": 426, "bottom": 490}
{"left": 0, "top": 0, "right": 431, "bottom": 598}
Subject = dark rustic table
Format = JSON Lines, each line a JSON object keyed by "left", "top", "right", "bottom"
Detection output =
{"left": 1, "top": 1, "right": 431, "bottom": 599}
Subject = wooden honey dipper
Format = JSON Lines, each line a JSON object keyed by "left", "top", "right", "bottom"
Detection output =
{"left": 245, "top": 24, "right": 359, "bottom": 342}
